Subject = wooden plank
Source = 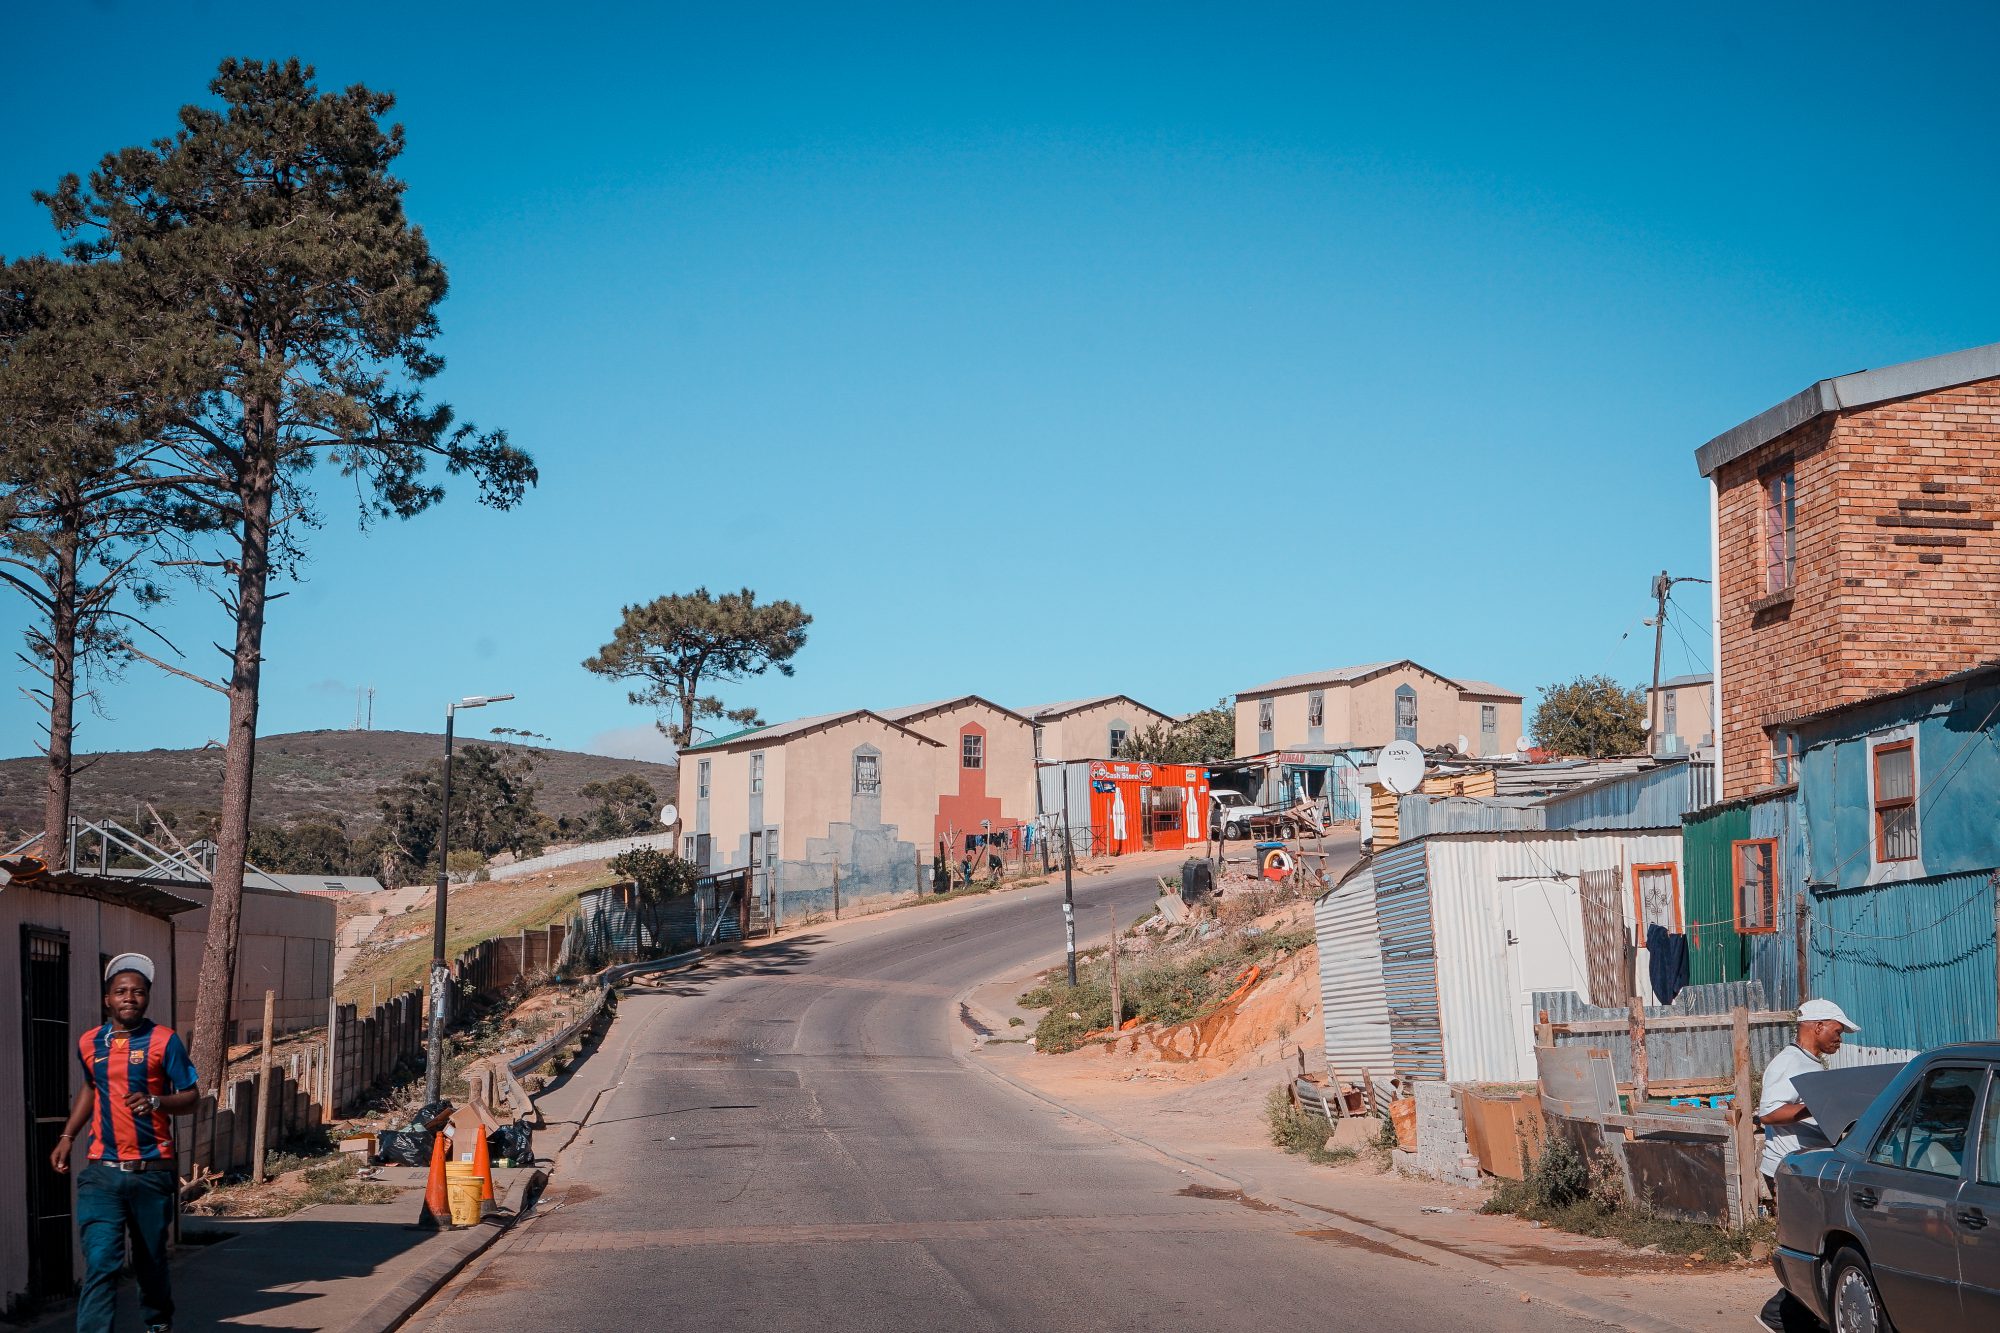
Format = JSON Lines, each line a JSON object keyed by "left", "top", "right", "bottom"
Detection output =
{"left": 1628, "top": 998, "right": 1649, "bottom": 1105}
{"left": 1732, "top": 1004, "right": 1761, "bottom": 1226}
{"left": 1548, "top": 1010, "right": 1794, "bottom": 1036}
{"left": 1600, "top": 1112, "right": 1732, "bottom": 1137}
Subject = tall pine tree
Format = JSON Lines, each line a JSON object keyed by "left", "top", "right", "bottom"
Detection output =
{"left": 39, "top": 59, "right": 536, "bottom": 1077}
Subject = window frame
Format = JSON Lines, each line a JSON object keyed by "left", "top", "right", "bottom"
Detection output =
{"left": 1107, "top": 726, "right": 1127, "bottom": 758}
{"left": 1307, "top": 690, "right": 1324, "bottom": 729}
{"left": 749, "top": 752, "right": 765, "bottom": 795}
{"left": 1872, "top": 739, "right": 1917, "bottom": 864}
{"left": 853, "top": 751, "right": 880, "bottom": 795}
{"left": 1763, "top": 468, "right": 1797, "bottom": 594}
{"left": 1394, "top": 686, "right": 1418, "bottom": 736}
{"left": 697, "top": 759, "right": 711, "bottom": 800}
{"left": 961, "top": 733, "right": 984, "bottom": 770}
{"left": 1731, "top": 838, "right": 1779, "bottom": 935}
{"left": 1480, "top": 704, "right": 1496, "bottom": 734}
{"left": 1257, "top": 698, "right": 1274, "bottom": 732}
{"left": 1629, "top": 862, "right": 1683, "bottom": 947}
{"left": 1867, "top": 1063, "right": 1984, "bottom": 1180}
{"left": 1769, "top": 729, "right": 1797, "bottom": 787}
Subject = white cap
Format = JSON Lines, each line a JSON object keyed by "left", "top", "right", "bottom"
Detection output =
{"left": 104, "top": 953, "right": 154, "bottom": 985}
{"left": 1799, "top": 998, "right": 1859, "bottom": 1032}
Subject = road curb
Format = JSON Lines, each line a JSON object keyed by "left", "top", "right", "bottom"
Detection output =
{"left": 333, "top": 1168, "right": 546, "bottom": 1333}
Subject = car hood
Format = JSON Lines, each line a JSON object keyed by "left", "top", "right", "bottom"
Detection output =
{"left": 1792, "top": 1063, "right": 1906, "bottom": 1145}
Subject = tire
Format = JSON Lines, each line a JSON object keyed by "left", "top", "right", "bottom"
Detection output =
{"left": 1826, "top": 1247, "right": 1890, "bottom": 1333}
{"left": 1226, "top": 822, "right": 1245, "bottom": 840}
{"left": 1276, "top": 819, "right": 1298, "bottom": 840}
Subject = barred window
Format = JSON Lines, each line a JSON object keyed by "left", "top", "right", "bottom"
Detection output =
{"left": 854, "top": 752, "right": 880, "bottom": 794}
{"left": 1874, "top": 741, "right": 1917, "bottom": 862}
{"left": 1307, "top": 691, "right": 1324, "bottom": 728}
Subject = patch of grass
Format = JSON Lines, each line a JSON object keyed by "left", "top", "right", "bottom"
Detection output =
{"left": 1482, "top": 1135, "right": 1772, "bottom": 1263}
{"left": 1264, "top": 1088, "right": 1357, "bottom": 1165}
{"left": 1018, "top": 925, "right": 1315, "bottom": 1053}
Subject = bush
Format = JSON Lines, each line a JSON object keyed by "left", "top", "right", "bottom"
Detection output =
{"left": 1264, "top": 1087, "right": 1357, "bottom": 1165}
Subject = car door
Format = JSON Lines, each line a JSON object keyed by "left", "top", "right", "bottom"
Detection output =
{"left": 1848, "top": 1063, "right": 1982, "bottom": 1329}
{"left": 1956, "top": 1065, "right": 2000, "bottom": 1324}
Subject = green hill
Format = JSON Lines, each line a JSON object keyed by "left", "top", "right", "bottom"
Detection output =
{"left": 0, "top": 728, "right": 677, "bottom": 841}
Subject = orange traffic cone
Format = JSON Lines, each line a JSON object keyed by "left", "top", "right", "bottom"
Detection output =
{"left": 471, "top": 1124, "right": 495, "bottom": 1204}
{"left": 416, "top": 1130, "right": 451, "bottom": 1230}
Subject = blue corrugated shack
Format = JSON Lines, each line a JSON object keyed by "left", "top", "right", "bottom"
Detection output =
{"left": 1789, "top": 662, "right": 2000, "bottom": 1062}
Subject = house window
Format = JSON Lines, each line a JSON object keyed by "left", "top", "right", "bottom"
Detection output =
{"left": 1307, "top": 691, "right": 1324, "bottom": 728}
{"left": 1663, "top": 691, "right": 1677, "bottom": 738}
{"left": 1257, "top": 699, "right": 1273, "bottom": 732}
{"left": 1763, "top": 469, "right": 1796, "bottom": 594}
{"left": 1873, "top": 740, "right": 1918, "bottom": 863}
{"left": 1108, "top": 727, "right": 1127, "bottom": 758}
{"left": 763, "top": 827, "right": 779, "bottom": 865}
{"left": 962, "top": 734, "right": 983, "bottom": 769}
{"left": 1032, "top": 725, "right": 1044, "bottom": 760}
{"left": 1732, "top": 839, "right": 1778, "bottom": 933}
{"left": 1630, "top": 863, "right": 1681, "bottom": 945}
{"left": 1480, "top": 704, "right": 1496, "bottom": 736}
{"left": 1769, "top": 729, "right": 1797, "bottom": 786}
{"left": 683, "top": 835, "right": 696, "bottom": 860}
{"left": 854, "top": 752, "right": 880, "bottom": 794}
{"left": 697, "top": 760, "right": 711, "bottom": 800}
{"left": 1394, "top": 685, "right": 1418, "bottom": 742}
{"left": 750, "top": 752, "right": 764, "bottom": 795}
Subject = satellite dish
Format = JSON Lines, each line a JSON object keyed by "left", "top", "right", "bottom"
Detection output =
{"left": 659, "top": 804, "right": 679, "bottom": 828}
{"left": 1455, "top": 734, "right": 1470, "bottom": 754}
{"left": 1515, "top": 737, "right": 1532, "bottom": 754}
{"left": 1640, "top": 718, "right": 1653, "bottom": 732}
{"left": 1377, "top": 740, "right": 1426, "bottom": 794}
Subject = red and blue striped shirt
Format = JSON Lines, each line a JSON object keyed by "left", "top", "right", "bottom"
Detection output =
{"left": 76, "top": 1019, "right": 198, "bottom": 1161}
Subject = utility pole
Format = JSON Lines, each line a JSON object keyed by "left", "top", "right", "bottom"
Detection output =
{"left": 1060, "top": 763, "right": 1077, "bottom": 987}
{"left": 1647, "top": 571, "right": 1712, "bottom": 756}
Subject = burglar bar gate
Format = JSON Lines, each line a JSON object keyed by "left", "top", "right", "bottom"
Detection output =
{"left": 22, "top": 927, "right": 75, "bottom": 1299}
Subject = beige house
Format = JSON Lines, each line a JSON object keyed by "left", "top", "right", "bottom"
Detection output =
{"left": 877, "top": 697, "right": 1038, "bottom": 848}
{"left": 1234, "top": 660, "right": 1523, "bottom": 757}
{"left": 1646, "top": 673, "right": 1714, "bottom": 757}
{"left": 1020, "top": 695, "right": 1175, "bottom": 762}
{"left": 682, "top": 710, "right": 941, "bottom": 916}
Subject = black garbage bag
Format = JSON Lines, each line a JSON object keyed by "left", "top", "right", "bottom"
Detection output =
{"left": 408, "top": 1100, "right": 455, "bottom": 1131}
{"left": 374, "top": 1128, "right": 435, "bottom": 1167}
{"left": 489, "top": 1118, "right": 534, "bottom": 1166}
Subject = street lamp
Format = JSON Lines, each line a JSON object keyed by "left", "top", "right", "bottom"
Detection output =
{"left": 424, "top": 693, "right": 514, "bottom": 1106}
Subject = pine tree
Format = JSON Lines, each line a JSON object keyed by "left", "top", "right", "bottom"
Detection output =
{"left": 38, "top": 59, "right": 536, "bottom": 1078}
{"left": 584, "top": 588, "right": 811, "bottom": 748}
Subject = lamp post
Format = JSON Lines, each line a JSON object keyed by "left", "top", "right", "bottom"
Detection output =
{"left": 424, "top": 693, "right": 514, "bottom": 1106}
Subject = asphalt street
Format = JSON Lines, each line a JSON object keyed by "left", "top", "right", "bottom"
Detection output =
{"left": 412, "top": 855, "right": 1610, "bottom": 1332}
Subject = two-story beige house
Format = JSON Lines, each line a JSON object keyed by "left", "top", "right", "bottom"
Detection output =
{"left": 876, "top": 696, "right": 1038, "bottom": 847}
{"left": 1233, "top": 660, "right": 1523, "bottom": 757}
{"left": 1020, "top": 695, "right": 1175, "bottom": 762}
{"left": 1646, "top": 673, "right": 1714, "bottom": 757}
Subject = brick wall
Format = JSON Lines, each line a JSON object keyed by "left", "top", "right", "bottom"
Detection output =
{"left": 1714, "top": 381, "right": 2000, "bottom": 797}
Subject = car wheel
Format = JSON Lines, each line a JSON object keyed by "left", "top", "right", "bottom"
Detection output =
{"left": 1277, "top": 819, "right": 1298, "bottom": 839}
{"left": 1827, "top": 1247, "right": 1890, "bottom": 1333}
{"left": 1226, "top": 822, "right": 1244, "bottom": 839}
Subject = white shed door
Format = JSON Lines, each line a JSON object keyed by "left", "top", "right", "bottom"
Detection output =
{"left": 1509, "top": 879, "right": 1584, "bottom": 1076}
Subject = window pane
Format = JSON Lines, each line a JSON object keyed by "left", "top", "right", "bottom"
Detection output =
{"left": 1737, "top": 843, "right": 1771, "bottom": 930}
{"left": 1308, "top": 693, "right": 1324, "bottom": 727}
{"left": 1981, "top": 1072, "right": 2000, "bottom": 1185}
{"left": 1637, "top": 868, "right": 1678, "bottom": 934}
{"left": 1481, "top": 705, "right": 1496, "bottom": 732}
{"left": 1876, "top": 746, "right": 1914, "bottom": 802}
{"left": 962, "top": 735, "right": 983, "bottom": 769}
{"left": 1258, "top": 700, "right": 1273, "bottom": 729}
{"left": 1108, "top": 728, "right": 1126, "bottom": 757}
{"left": 1881, "top": 805, "right": 1919, "bottom": 860}
{"left": 1870, "top": 1067, "right": 1980, "bottom": 1176}
{"left": 854, "top": 753, "right": 880, "bottom": 793}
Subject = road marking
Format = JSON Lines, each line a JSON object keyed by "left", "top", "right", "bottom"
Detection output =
{"left": 511, "top": 1209, "right": 1264, "bottom": 1252}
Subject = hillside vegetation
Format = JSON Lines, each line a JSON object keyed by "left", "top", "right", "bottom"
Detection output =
{"left": 0, "top": 728, "right": 677, "bottom": 841}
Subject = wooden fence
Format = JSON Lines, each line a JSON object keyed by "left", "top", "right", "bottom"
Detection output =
{"left": 176, "top": 921, "right": 569, "bottom": 1175}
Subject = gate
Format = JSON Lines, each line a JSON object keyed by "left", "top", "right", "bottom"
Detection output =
{"left": 22, "top": 927, "right": 75, "bottom": 1299}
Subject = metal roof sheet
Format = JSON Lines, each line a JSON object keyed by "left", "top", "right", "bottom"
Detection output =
{"left": 680, "top": 708, "right": 945, "bottom": 753}
{"left": 878, "top": 695, "right": 1031, "bottom": 725}
{"left": 1017, "top": 694, "right": 1169, "bottom": 721}
{"left": 1695, "top": 340, "right": 2000, "bottom": 478}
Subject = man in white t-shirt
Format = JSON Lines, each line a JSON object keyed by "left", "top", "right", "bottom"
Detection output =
{"left": 1754, "top": 998, "right": 1861, "bottom": 1204}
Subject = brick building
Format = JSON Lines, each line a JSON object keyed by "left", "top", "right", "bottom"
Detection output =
{"left": 1695, "top": 341, "right": 2000, "bottom": 798}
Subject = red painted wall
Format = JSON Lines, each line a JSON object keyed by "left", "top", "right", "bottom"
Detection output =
{"left": 935, "top": 721, "right": 1018, "bottom": 851}
{"left": 1085, "top": 761, "right": 1208, "bottom": 855}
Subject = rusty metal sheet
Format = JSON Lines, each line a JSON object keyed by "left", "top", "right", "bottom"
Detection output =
{"left": 1579, "top": 868, "right": 1628, "bottom": 1008}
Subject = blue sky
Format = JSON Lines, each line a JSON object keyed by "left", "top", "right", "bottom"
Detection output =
{"left": 5, "top": 2, "right": 1997, "bottom": 764}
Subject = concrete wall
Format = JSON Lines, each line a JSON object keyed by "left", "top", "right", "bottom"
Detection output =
{"left": 696, "top": 742, "right": 788, "bottom": 874}
{"left": 898, "top": 701, "right": 1037, "bottom": 843}
{"left": 0, "top": 888, "right": 180, "bottom": 1313}
{"left": 774, "top": 717, "right": 938, "bottom": 912}
{"left": 168, "top": 882, "right": 335, "bottom": 1044}
{"left": 1457, "top": 694, "right": 1524, "bottom": 756}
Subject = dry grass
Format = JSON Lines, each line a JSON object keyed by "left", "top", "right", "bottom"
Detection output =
{"left": 334, "top": 860, "right": 619, "bottom": 1007}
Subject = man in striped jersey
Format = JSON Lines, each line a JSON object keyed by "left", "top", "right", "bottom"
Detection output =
{"left": 50, "top": 953, "right": 201, "bottom": 1332}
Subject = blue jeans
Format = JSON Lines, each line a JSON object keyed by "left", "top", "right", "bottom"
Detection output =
{"left": 75, "top": 1161, "right": 176, "bottom": 1331}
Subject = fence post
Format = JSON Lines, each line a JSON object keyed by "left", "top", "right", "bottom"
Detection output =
{"left": 323, "top": 995, "right": 340, "bottom": 1118}
{"left": 251, "top": 990, "right": 277, "bottom": 1181}
{"left": 1627, "top": 997, "right": 1649, "bottom": 1105}
{"left": 832, "top": 863, "right": 841, "bottom": 920}
{"left": 1731, "top": 1005, "right": 1759, "bottom": 1226}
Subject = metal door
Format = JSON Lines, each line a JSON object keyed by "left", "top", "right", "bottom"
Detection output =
{"left": 1956, "top": 1066, "right": 2000, "bottom": 1323}
{"left": 1849, "top": 1063, "right": 1981, "bottom": 1328}
{"left": 22, "top": 927, "right": 75, "bottom": 1298}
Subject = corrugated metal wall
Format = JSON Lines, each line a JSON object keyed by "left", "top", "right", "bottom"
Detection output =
{"left": 1535, "top": 981, "right": 1789, "bottom": 1084}
{"left": 1314, "top": 851, "right": 1404, "bottom": 1088}
{"left": 1398, "top": 795, "right": 1545, "bottom": 839}
{"left": 1683, "top": 802, "right": 1750, "bottom": 987}
{"left": 1542, "top": 761, "right": 1709, "bottom": 832}
{"left": 1424, "top": 831, "right": 1685, "bottom": 1084}
{"left": 1809, "top": 867, "right": 1997, "bottom": 1053}
{"left": 1745, "top": 796, "right": 1804, "bottom": 1009}
{"left": 1372, "top": 841, "right": 1443, "bottom": 1082}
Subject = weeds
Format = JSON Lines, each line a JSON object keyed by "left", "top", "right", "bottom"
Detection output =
{"left": 1483, "top": 1134, "right": 1772, "bottom": 1262}
{"left": 1264, "top": 1088, "right": 1358, "bottom": 1166}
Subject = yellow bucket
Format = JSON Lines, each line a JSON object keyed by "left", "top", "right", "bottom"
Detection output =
{"left": 444, "top": 1161, "right": 484, "bottom": 1227}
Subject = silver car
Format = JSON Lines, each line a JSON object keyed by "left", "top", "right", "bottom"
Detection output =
{"left": 1770, "top": 1042, "right": 2000, "bottom": 1330}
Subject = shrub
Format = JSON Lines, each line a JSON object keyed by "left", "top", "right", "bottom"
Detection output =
{"left": 1264, "top": 1087, "right": 1357, "bottom": 1166}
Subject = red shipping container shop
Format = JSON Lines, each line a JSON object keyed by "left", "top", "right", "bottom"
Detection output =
{"left": 1086, "top": 761, "right": 1208, "bottom": 855}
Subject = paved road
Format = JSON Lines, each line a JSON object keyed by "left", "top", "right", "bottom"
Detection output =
{"left": 414, "top": 855, "right": 1607, "bottom": 1332}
